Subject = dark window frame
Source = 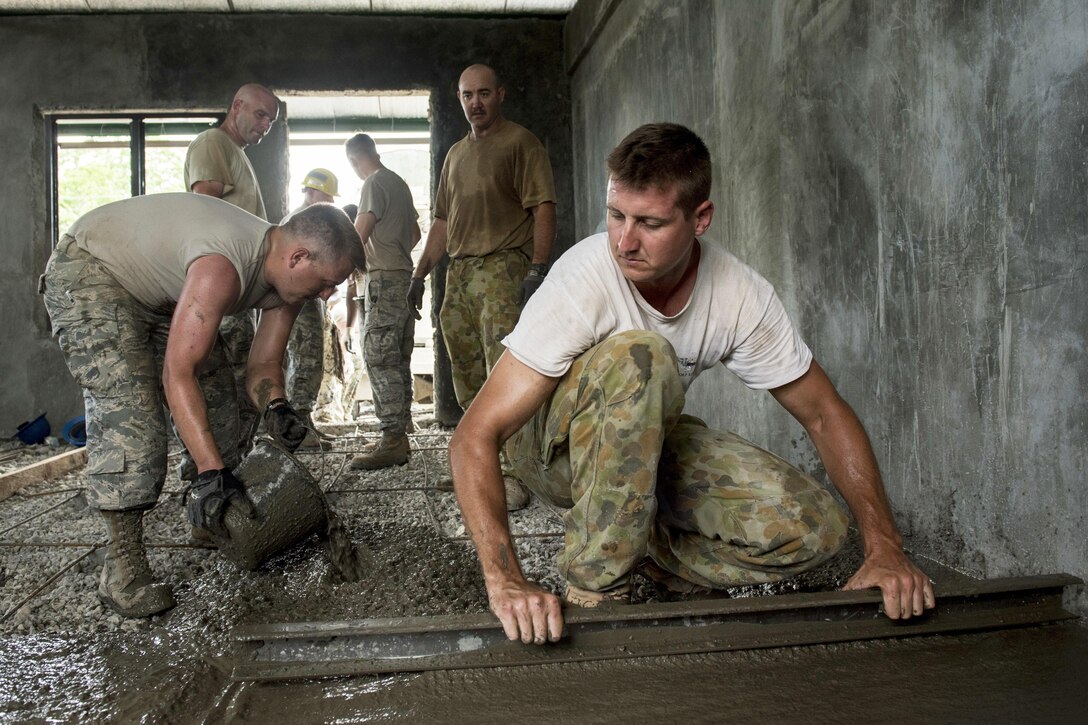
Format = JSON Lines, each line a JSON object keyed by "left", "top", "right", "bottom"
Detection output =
{"left": 46, "top": 112, "right": 224, "bottom": 244}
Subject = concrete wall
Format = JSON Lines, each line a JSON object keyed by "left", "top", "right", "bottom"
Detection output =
{"left": 0, "top": 12, "right": 572, "bottom": 433}
{"left": 566, "top": 0, "right": 1087, "bottom": 608}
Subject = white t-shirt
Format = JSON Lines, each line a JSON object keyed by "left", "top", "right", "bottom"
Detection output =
{"left": 503, "top": 233, "right": 812, "bottom": 391}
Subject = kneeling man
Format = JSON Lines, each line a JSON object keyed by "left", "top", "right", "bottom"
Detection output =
{"left": 42, "top": 193, "right": 364, "bottom": 617}
{"left": 449, "top": 123, "right": 935, "bottom": 644}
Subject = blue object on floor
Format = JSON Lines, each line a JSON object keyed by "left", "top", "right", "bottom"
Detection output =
{"left": 62, "top": 416, "right": 87, "bottom": 447}
{"left": 16, "top": 413, "right": 50, "bottom": 445}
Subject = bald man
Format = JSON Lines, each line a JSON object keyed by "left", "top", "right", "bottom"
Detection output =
{"left": 184, "top": 84, "right": 281, "bottom": 473}
{"left": 410, "top": 64, "right": 557, "bottom": 510}
{"left": 185, "top": 83, "right": 279, "bottom": 218}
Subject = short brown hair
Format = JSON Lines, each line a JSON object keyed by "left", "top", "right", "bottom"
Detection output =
{"left": 281, "top": 202, "right": 365, "bottom": 270}
{"left": 606, "top": 123, "right": 711, "bottom": 215}
{"left": 345, "top": 133, "right": 378, "bottom": 159}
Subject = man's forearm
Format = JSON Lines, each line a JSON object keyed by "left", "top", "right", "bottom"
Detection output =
{"left": 449, "top": 434, "right": 527, "bottom": 589}
{"left": 529, "top": 202, "right": 556, "bottom": 266}
{"left": 412, "top": 218, "right": 449, "bottom": 280}
{"left": 246, "top": 362, "right": 289, "bottom": 411}
{"left": 809, "top": 399, "right": 902, "bottom": 555}
{"left": 163, "top": 372, "right": 224, "bottom": 472}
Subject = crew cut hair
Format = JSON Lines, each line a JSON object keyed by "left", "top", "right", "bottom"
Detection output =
{"left": 280, "top": 203, "right": 365, "bottom": 270}
{"left": 606, "top": 123, "right": 711, "bottom": 216}
{"left": 345, "top": 133, "right": 378, "bottom": 159}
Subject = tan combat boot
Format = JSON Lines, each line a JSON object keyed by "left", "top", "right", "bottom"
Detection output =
{"left": 502, "top": 475, "right": 531, "bottom": 512}
{"left": 98, "top": 510, "right": 176, "bottom": 618}
{"left": 563, "top": 580, "right": 632, "bottom": 608}
{"left": 637, "top": 558, "right": 726, "bottom": 602}
{"left": 350, "top": 431, "right": 410, "bottom": 469}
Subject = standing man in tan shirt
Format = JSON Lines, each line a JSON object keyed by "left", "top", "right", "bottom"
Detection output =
{"left": 184, "top": 83, "right": 280, "bottom": 471}
{"left": 409, "top": 64, "right": 557, "bottom": 510}
{"left": 345, "top": 134, "right": 421, "bottom": 469}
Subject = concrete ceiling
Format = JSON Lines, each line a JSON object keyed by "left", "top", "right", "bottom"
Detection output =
{"left": 0, "top": 0, "right": 575, "bottom": 14}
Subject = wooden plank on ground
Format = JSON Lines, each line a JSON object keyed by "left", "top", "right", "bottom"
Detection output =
{"left": 0, "top": 448, "right": 87, "bottom": 501}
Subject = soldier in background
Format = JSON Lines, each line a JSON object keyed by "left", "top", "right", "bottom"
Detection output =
{"left": 344, "top": 134, "right": 421, "bottom": 469}
{"left": 184, "top": 83, "right": 280, "bottom": 467}
{"left": 283, "top": 168, "right": 341, "bottom": 449}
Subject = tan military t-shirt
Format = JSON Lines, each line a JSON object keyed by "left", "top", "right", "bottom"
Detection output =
{"left": 358, "top": 167, "right": 418, "bottom": 273}
{"left": 67, "top": 193, "right": 280, "bottom": 315}
{"left": 184, "top": 128, "right": 268, "bottom": 220}
{"left": 433, "top": 120, "right": 555, "bottom": 258}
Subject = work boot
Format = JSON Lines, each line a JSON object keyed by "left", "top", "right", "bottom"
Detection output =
{"left": 637, "top": 558, "right": 725, "bottom": 602}
{"left": 350, "top": 431, "right": 410, "bottom": 469}
{"left": 98, "top": 510, "right": 176, "bottom": 618}
{"left": 188, "top": 524, "right": 218, "bottom": 549}
{"left": 563, "top": 581, "right": 632, "bottom": 608}
{"left": 297, "top": 409, "right": 333, "bottom": 451}
{"left": 503, "top": 475, "right": 531, "bottom": 512}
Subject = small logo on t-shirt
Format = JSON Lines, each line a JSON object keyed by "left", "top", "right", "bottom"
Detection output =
{"left": 677, "top": 356, "right": 697, "bottom": 380}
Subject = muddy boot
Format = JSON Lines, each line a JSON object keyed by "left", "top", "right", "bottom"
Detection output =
{"left": 503, "top": 475, "right": 531, "bottom": 512}
{"left": 563, "top": 581, "right": 632, "bottom": 608}
{"left": 188, "top": 524, "right": 219, "bottom": 549}
{"left": 297, "top": 409, "right": 333, "bottom": 451}
{"left": 98, "top": 510, "right": 176, "bottom": 618}
{"left": 350, "top": 431, "right": 410, "bottom": 469}
{"left": 637, "top": 558, "right": 726, "bottom": 602}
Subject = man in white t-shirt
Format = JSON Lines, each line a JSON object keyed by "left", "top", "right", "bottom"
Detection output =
{"left": 449, "top": 123, "right": 936, "bottom": 645}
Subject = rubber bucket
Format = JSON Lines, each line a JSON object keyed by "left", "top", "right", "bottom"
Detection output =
{"left": 217, "top": 439, "right": 329, "bottom": 571}
{"left": 16, "top": 414, "right": 50, "bottom": 445}
{"left": 62, "top": 416, "right": 87, "bottom": 446}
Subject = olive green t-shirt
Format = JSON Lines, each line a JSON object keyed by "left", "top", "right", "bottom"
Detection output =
{"left": 184, "top": 128, "right": 268, "bottom": 220}
{"left": 433, "top": 120, "right": 555, "bottom": 258}
{"left": 67, "top": 193, "right": 281, "bottom": 315}
{"left": 358, "top": 167, "right": 418, "bottom": 273}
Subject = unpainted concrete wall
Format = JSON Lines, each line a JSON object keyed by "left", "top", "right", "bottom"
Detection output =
{"left": 566, "top": 0, "right": 1087, "bottom": 609}
{"left": 0, "top": 12, "right": 572, "bottom": 433}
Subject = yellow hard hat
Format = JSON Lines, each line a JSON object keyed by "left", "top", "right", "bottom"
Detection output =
{"left": 301, "top": 168, "right": 339, "bottom": 197}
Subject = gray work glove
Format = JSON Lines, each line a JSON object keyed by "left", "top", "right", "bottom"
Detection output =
{"left": 407, "top": 277, "right": 426, "bottom": 320}
{"left": 519, "top": 264, "right": 548, "bottom": 307}
{"left": 262, "top": 397, "right": 307, "bottom": 452}
{"left": 184, "top": 468, "right": 256, "bottom": 538}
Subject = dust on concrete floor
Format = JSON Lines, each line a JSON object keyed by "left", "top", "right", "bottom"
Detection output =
{"left": 0, "top": 401, "right": 1008, "bottom": 722}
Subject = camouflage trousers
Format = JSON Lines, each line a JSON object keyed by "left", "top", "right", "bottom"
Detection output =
{"left": 286, "top": 298, "right": 325, "bottom": 413}
{"left": 219, "top": 311, "right": 259, "bottom": 459}
{"left": 441, "top": 250, "right": 529, "bottom": 411}
{"left": 42, "top": 237, "right": 244, "bottom": 511}
{"left": 505, "top": 331, "right": 849, "bottom": 594}
{"left": 362, "top": 270, "right": 415, "bottom": 434}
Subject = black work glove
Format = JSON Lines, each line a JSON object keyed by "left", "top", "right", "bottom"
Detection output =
{"left": 263, "top": 397, "right": 307, "bottom": 452}
{"left": 407, "top": 277, "right": 426, "bottom": 320}
{"left": 519, "top": 264, "right": 548, "bottom": 307}
{"left": 184, "top": 468, "right": 256, "bottom": 538}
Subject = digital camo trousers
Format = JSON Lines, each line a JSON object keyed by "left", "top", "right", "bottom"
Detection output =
{"left": 42, "top": 237, "right": 243, "bottom": 511}
{"left": 218, "top": 311, "right": 259, "bottom": 459}
{"left": 440, "top": 250, "right": 529, "bottom": 411}
{"left": 505, "top": 331, "right": 849, "bottom": 594}
{"left": 286, "top": 298, "right": 325, "bottom": 413}
{"left": 363, "top": 270, "right": 415, "bottom": 434}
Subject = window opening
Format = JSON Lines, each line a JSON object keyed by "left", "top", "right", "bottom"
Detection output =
{"left": 49, "top": 113, "right": 222, "bottom": 241}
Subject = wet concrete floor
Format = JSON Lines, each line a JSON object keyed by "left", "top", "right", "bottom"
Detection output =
{"left": 1, "top": 407, "right": 1085, "bottom": 722}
